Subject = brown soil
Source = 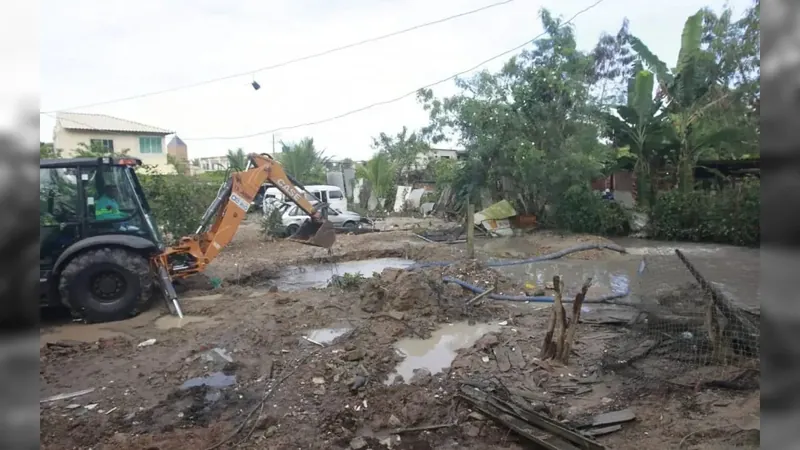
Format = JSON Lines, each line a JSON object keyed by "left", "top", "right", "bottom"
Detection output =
{"left": 39, "top": 217, "right": 760, "bottom": 450}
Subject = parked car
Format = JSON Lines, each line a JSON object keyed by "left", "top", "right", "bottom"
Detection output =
{"left": 261, "top": 184, "right": 348, "bottom": 212}
{"left": 279, "top": 202, "right": 369, "bottom": 235}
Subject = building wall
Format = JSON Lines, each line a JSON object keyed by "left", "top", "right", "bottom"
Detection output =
{"left": 54, "top": 127, "right": 173, "bottom": 174}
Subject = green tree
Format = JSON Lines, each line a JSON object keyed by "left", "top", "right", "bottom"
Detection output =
{"left": 277, "top": 137, "right": 330, "bottom": 184}
{"left": 72, "top": 141, "right": 129, "bottom": 158}
{"left": 226, "top": 148, "right": 248, "bottom": 171}
{"left": 371, "top": 126, "right": 430, "bottom": 184}
{"left": 601, "top": 67, "right": 671, "bottom": 208}
{"left": 40, "top": 142, "right": 61, "bottom": 159}
{"left": 418, "top": 9, "right": 611, "bottom": 216}
{"left": 355, "top": 152, "right": 395, "bottom": 203}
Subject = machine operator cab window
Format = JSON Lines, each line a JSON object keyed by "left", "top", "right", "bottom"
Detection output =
{"left": 83, "top": 165, "right": 147, "bottom": 237}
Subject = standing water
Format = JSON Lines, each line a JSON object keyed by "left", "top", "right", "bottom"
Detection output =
{"left": 275, "top": 258, "right": 414, "bottom": 291}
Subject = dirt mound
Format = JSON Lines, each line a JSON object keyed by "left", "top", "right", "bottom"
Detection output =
{"left": 358, "top": 261, "right": 515, "bottom": 319}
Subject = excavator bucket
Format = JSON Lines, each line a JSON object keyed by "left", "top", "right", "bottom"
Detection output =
{"left": 289, "top": 220, "right": 336, "bottom": 248}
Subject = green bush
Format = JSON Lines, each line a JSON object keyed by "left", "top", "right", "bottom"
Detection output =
{"left": 260, "top": 207, "right": 286, "bottom": 239}
{"left": 647, "top": 177, "right": 759, "bottom": 246}
{"left": 138, "top": 169, "right": 221, "bottom": 244}
{"left": 548, "top": 185, "right": 632, "bottom": 236}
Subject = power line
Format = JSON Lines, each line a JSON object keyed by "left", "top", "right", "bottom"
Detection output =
{"left": 40, "top": 0, "right": 515, "bottom": 114}
{"left": 182, "top": 0, "right": 607, "bottom": 142}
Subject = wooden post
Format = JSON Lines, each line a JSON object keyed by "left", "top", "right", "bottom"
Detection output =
{"left": 466, "top": 195, "right": 475, "bottom": 259}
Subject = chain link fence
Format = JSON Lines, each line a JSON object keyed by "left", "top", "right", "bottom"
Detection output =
{"left": 601, "top": 250, "right": 760, "bottom": 391}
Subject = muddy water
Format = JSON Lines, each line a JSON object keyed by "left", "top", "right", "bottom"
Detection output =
{"left": 496, "top": 260, "right": 636, "bottom": 297}
{"left": 275, "top": 258, "right": 415, "bottom": 291}
{"left": 387, "top": 321, "right": 501, "bottom": 384}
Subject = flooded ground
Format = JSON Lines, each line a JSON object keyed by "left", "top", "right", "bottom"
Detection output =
{"left": 39, "top": 223, "right": 760, "bottom": 450}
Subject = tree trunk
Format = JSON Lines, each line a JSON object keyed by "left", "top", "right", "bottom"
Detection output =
{"left": 677, "top": 146, "right": 694, "bottom": 193}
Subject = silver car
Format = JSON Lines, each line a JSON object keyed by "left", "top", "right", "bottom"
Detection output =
{"left": 277, "top": 202, "right": 369, "bottom": 235}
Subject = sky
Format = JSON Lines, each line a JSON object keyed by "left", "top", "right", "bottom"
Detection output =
{"left": 40, "top": 0, "right": 752, "bottom": 161}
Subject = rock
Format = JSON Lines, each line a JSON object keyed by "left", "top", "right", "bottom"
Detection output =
{"left": 265, "top": 426, "right": 278, "bottom": 438}
{"left": 475, "top": 333, "right": 499, "bottom": 350}
{"left": 349, "top": 375, "right": 368, "bottom": 391}
{"left": 267, "top": 285, "right": 278, "bottom": 293}
{"left": 349, "top": 436, "right": 368, "bottom": 450}
{"left": 345, "top": 349, "right": 366, "bottom": 361}
{"left": 409, "top": 368, "right": 432, "bottom": 386}
{"left": 313, "top": 386, "right": 326, "bottom": 396}
{"left": 387, "top": 310, "right": 405, "bottom": 321}
{"left": 311, "top": 377, "right": 325, "bottom": 385}
{"left": 388, "top": 414, "right": 403, "bottom": 427}
{"left": 462, "top": 423, "right": 481, "bottom": 437}
{"left": 468, "top": 412, "right": 486, "bottom": 421}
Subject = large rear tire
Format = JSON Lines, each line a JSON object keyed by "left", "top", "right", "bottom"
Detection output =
{"left": 58, "top": 248, "right": 154, "bottom": 323}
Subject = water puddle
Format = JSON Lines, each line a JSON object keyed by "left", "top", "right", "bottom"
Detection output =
{"left": 493, "top": 260, "right": 636, "bottom": 297}
{"left": 275, "top": 258, "right": 414, "bottom": 291}
{"left": 154, "top": 315, "right": 214, "bottom": 330}
{"left": 180, "top": 372, "right": 236, "bottom": 390}
{"left": 387, "top": 321, "right": 501, "bottom": 384}
{"left": 305, "top": 327, "right": 352, "bottom": 345}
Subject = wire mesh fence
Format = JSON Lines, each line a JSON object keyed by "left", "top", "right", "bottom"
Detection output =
{"left": 601, "top": 249, "right": 760, "bottom": 391}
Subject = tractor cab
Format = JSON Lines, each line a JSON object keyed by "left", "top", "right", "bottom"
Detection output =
{"left": 40, "top": 156, "right": 165, "bottom": 316}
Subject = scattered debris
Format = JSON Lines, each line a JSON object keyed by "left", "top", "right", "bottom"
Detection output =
{"left": 41, "top": 388, "right": 96, "bottom": 404}
{"left": 137, "top": 338, "right": 157, "bottom": 348}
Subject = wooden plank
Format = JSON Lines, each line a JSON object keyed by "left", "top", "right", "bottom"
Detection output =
{"left": 459, "top": 386, "right": 606, "bottom": 450}
{"left": 592, "top": 409, "right": 636, "bottom": 427}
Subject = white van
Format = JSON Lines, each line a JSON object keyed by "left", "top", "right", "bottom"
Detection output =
{"left": 304, "top": 185, "right": 348, "bottom": 211}
{"left": 262, "top": 184, "right": 347, "bottom": 213}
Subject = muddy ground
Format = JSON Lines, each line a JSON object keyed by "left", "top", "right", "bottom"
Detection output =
{"left": 40, "top": 216, "right": 760, "bottom": 450}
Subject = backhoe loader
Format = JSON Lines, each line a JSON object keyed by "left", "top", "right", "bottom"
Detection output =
{"left": 39, "top": 152, "right": 335, "bottom": 323}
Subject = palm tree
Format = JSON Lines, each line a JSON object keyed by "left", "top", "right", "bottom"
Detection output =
{"left": 277, "top": 137, "right": 330, "bottom": 184}
{"left": 226, "top": 148, "right": 248, "bottom": 171}
{"left": 355, "top": 152, "right": 395, "bottom": 204}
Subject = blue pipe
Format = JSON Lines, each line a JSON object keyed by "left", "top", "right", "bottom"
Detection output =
{"left": 442, "top": 276, "right": 630, "bottom": 304}
{"left": 408, "top": 242, "right": 628, "bottom": 270}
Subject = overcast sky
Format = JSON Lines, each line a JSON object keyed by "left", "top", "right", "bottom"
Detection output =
{"left": 40, "top": 0, "right": 751, "bottom": 161}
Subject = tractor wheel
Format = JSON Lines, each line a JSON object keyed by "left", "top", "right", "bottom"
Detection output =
{"left": 58, "top": 248, "right": 154, "bottom": 323}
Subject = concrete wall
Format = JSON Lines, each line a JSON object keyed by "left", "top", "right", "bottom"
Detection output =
{"left": 54, "top": 126, "right": 173, "bottom": 174}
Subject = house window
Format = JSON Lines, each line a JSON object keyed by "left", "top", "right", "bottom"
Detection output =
{"left": 139, "top": 137, "right": 162, "bottom": 154}
{"left": 90, "top": 139, "right": 114, "bottom": 152}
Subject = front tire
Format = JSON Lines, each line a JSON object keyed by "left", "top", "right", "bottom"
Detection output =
{"left": 58, "top": 248, "right": 154, "bottom": 323}
{"left": 286, "top": 224, "right": 300, "bottom": 235}
{"left": 343, "top": 221, "right": 358, "bottom": 230}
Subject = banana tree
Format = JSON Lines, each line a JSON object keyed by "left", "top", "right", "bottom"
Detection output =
{"left": 602, "top": 66, "right": 669, "bottom": 208}
{"left": 630, "top": 10, "right": 736, "bottom": 192}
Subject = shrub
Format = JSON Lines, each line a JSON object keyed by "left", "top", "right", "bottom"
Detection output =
{"left": 260, "top": 207, "right": 286, "bottom": 239}
{"left": 137, "top": 168, "right": 221, "bottom": 244}
{"left": 647, "top": 177, "right": 759, "bottom": 246}
{"left": 548, "top": 185, "right": 632, "bottom": 236}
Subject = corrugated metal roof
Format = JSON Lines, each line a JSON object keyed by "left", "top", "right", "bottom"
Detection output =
{"left": 56, "top": 112, "right": 174, "bottom": 135}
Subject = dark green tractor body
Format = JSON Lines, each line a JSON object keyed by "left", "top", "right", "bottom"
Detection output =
{"left": 39, "top": 156, "right": 166, "bottom": 322}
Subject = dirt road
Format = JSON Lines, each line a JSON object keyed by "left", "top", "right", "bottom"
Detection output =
{"left": 39, "top": 219, "right": 760, "bottom": 449}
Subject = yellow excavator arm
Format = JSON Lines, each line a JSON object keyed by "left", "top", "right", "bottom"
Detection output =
{"left": 158, "top": 153, "right": 336, "bottom": 280}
